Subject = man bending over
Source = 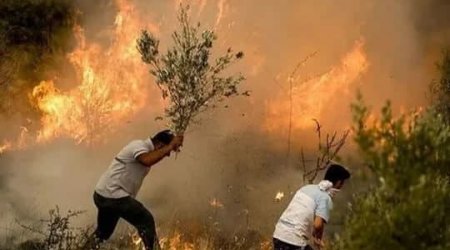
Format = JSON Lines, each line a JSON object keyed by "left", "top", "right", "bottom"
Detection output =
{"left": 273, "top": 164, "right": 351, "bottom": 250}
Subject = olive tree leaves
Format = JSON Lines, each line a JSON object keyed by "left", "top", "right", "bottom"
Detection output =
{"left": 137, "top": 6, "right": 245, "bottom": 133}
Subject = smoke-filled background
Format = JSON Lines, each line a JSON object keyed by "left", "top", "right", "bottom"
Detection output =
{"left": 0, "top": 0, "right": 449, "bottom": 244}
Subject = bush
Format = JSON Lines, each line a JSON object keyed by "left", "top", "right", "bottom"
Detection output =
{"left": 432, "top": 50, "right": 450, "bottom": 124}
{"left": 17, "top": 206, "right": 90, "bottom": 250}
{"left": 330, "top": 95, "right": 450, "bottom": 250}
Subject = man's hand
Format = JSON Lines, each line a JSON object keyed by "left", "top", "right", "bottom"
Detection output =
{"left": 169, "top": 134, "right": 184, "bottom": 151}
{"left": 136, "top": 134, "right": 184, "bottom": 167}
{"left": 313, "top": 237, "right": 325, "bottom": 250}
{"left": 312, "top": 216, "right": 326, "bottom": 250}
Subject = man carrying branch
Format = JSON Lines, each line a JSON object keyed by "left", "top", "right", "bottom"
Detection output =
{"left": 88, "top": 130, "right": 183, "bottom": 250}
{"left": 273, "top": 164, "right": 351, "bottom": 250}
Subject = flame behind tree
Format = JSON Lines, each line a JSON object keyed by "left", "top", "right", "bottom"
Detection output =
{"left": 265, "top": 40, "right": 368, "bottom": 132}
{"left": 137, "top": 5, "right": 244, "bottom": 134}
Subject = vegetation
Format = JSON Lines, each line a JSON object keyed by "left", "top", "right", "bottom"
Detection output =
{"left": 329, "top": 94, "right": 450, "bottom": 250}
{"left": 137, "top": 5, "right": 245, "bottom": 133}
{"left": 14, "top": 207, "right": 89, "bottom": 250}
{"left": 431, "top": 49, "right": 450, "bottom": 124}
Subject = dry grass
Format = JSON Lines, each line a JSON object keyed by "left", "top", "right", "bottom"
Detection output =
{"left": 6, "top": 206, "right": 271, "bottom": 250}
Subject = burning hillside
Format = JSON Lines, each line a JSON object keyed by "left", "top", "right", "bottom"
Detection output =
{"left": 0, "top": 0, "right": 446, "bottom": 250}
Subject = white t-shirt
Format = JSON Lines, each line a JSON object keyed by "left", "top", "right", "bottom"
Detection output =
{"left": 273, "top": 184, "right": 333, "bottom": 246}
{"left": 95, "top": 138, "right": 155, "bottom": 198}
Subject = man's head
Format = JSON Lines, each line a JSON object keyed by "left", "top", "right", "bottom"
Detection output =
{"left": 151, "top": 130, "right": 174, "bottom": 154}
{"left": 324, "top": 163, "right": 351, "bottom": 189}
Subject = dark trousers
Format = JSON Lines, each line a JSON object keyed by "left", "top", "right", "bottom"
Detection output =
{"left": 273, "top": 238, "right": 313, "bottom": 250}
{"left": 90, "top": 192, "right": 160, "bottom": 250}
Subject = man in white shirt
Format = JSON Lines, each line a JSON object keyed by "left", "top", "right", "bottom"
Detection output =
{"left": 88, "top": 130, "right": 183, "bottom": 250}
{"left": 273, "top": 164, "right": 351, "bottom": 250}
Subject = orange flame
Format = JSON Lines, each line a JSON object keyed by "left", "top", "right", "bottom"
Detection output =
{"left": 160, "top": 231, "right": 195, "bottom": 250}
{"left": 31, "top": 0, "right": 152, "bottom": 145}
{"left": 0, "top": 141, "right": 12, "bottom": 154}
{"left": 0, "top": 126, "right": 30, "bottom": 153}
{"left": 0, "top": 0, "right": 161, "bottom": 153}
{"left": 130, "top": 232, "right": 145, "bottom": 250}
{"left": 31, "top": 80, "right": 85, "bottom": 144}
{"left": 265, "top": 39, "right": 369, "bottom": 131}
{"left": 209, "top": 198, "right": 224, "bottom": 208}
{"left": 274, "top": 191, "right": 285, "bottom": 202}
{"left": 158, "top": 230, "right": 271, "bottom": 250}
{"left": 215, "top": 0, "right": 228, "bottom": 28}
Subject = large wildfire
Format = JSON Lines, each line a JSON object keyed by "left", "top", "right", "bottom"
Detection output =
{"left": 0, "top": 0, "right": 234, "bottom": 153}
{"left": 1, "top": 0, "right": 442, "bottom": 249}
{"left": 1, "top": 0, "right": 159, "bottom": 151}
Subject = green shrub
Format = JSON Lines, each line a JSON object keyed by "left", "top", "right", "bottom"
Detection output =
{"left": 331, "top": 95, "right": 450, "bottom": 250}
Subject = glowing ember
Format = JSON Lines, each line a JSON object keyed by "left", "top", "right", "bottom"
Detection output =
{"left": 265, "top": 39, "right": 369, "bottom": 131}
{"left": 274, "top": 191, "right": 285, "bottom": 202}
{"left": 0, "top": 141, "right": 12, "bottom": 154}
{"left": 209, "top": 198, "right": 224, "bottom": 208}
{"left": 260, "top": 240, "right": 273, "bottom": 250}
{"left": 130, "top": 232, "right": 145, "bottom": 250}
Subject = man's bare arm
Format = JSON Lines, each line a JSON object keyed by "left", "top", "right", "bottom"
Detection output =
{"left": 137, "top": 145, "right": 173, "bottom": 167}
{"left": 137, "top": 135, "right": 183, "bottom": 167}
{"left": 312, "top": 216, "right": 326, "bottom": 248}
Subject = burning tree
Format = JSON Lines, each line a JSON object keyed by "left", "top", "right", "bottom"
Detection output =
{"left": 137, "top": 5, "right": 245, "bottom": 133}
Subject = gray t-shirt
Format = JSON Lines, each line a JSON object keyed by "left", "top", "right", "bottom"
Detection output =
{"left": 95, "top": 138, "right": 154, "bottom": 198}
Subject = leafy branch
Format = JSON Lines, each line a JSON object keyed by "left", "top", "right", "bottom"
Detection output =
{"left": 137, "top": 5, "right": 245, "bottom": 133}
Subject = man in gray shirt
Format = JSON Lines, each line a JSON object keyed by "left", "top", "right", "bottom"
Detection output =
{"left": 88, "top": 130, "right": 183, "bottom": 250}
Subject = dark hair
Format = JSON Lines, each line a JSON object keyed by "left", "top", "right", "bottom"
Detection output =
{"left": 152, "top": 130, "right": 174, "bottom": 145}
{"left": 324, "top": 163, "right": 351, "bottom": 185}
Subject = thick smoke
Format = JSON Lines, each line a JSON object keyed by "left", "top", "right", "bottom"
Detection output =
{"left": 0, "top": 0, "right": 448, "bottom": 243}
{"left": 412, "top": 0, "right": 450, "bottom": 46}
